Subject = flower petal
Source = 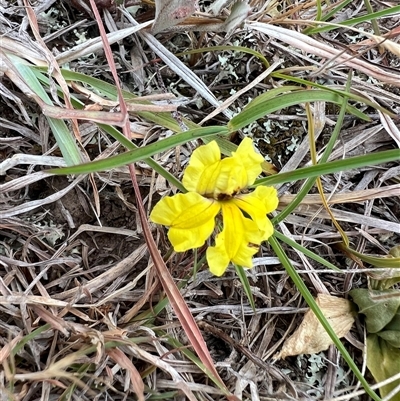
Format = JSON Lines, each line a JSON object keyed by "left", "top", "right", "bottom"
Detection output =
{"left": 206, "top": 203, "right": 263, "bottom": 276}
{"left": 202, "top": 138, "right": 264, "bottom": 198}
{"left": 233, "top": 186, "right": 278, "bottom": 240}
{"left": 150, "top": 192, "right": 220, "bottom": 251}
{"left": 182, "top": 141, "right": 244, "bottom": 198}
{"left": 231, "top": 137, "right": 264, "bottom": 186}
{"left": 183, "top": 138, "right": 265, "bottom": 199}
{"left": 182, "top": 141, "right": 221, "bottom": 194}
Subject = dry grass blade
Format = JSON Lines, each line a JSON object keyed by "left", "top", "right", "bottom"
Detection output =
{"left": 125, "top": 341, "right": 199, "bottom": 401}
{"left": 122, "top": 11, "right": 232, "bottom": 118}
{"left": 0, "top": 176, "right": 85, "bottom": 218}
{"left": 292, "top": 205, "right": 400, "bottom": 233}
{"left": 249, "top": 22, "right": 400, "bottom": 86}
{"left": 52, "top": 243, "right": 148, "bottom": 301}
{"left": 0, "top": 155, "right": 66, "bottom": 175}
{"left": 87, "top": 1, "right": 237, "bottom": 398}
{"left": 1, "top": 0, "right": 399, "bottom": 399}
{"left": 106, "top": 348, "right": 145, "bottom": 401}
{"left": 23, "top": 0, "right": 81, "bottom": 140}
{"left": 279, "top": 184, "right": 400, "bottom": 206}
{"left": 0, "top": 334, "right": 23, "bottom": 364}
{"left": 200, "top": 59, "right": 282, "bottom": 125}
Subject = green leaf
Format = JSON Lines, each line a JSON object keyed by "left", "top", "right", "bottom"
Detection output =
{"left": 234, "top": 264, "right": 255, "bottom": 310}
{"left": 274, "top": 231, "right": 341, "bottom": 272}
{"left": 228, "top": 89, "right": 369, "bottom": 132}
{"left": 12, "top": 324, "right": 51, "bottom": 356}
{"left": 367, "top": 334, "right": 400, "bottom": 401}
{"left": 9, "top": 56, "right": 82, "bottom": 166}
{"left": 302, "top": 0, "right": 353, "bottom": 34}
{"left": 270, "top": 235, "right": 381, "bottom": 401}
{"left": 49, "top": 126, "right": 229, "bottom": 175}
{"left": 339, "top": 244, "right": 400, "bottom": 269}
{"left": 378, "top": 330, "right": 400, "bottom": 348}
{"left": 350, "top": 289, "right": 400, "bottom": 333}
{"left": 33, "top": 67, "right": 246, "bottom": 159}
{"left": 255, "top": 149, "right": 400, "bottom": 186}
{"left": 378, "top": 311, "right": 400, "bottom": 347}
{"left": 306, "top": 5, "right": 400, "bottom": 35}
{"left": 272, "top": 75, "right": 351, "bottom": 224}
{"left": 271, "top": 72, "right": 394, "bottom": 118}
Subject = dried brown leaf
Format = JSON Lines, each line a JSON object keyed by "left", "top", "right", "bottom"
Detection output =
{"left": 152, "top": 0, "right": 197, "bottom": 34}
{"left": 107, "top": 348, "right": 145, "bottom": 401}
{"left": 275, "top": 294, "right": 356, "bottom": 359}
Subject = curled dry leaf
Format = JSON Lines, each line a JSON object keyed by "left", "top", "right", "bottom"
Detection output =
{"left": 152, "top": 0, "right": 197, "bottom": 34}
{"left": 275, "top": 294, "right": 356, "bottom": 359}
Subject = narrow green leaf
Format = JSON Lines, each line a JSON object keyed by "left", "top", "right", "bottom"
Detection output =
{"left": 306, "top": 5, "right": 400, "bottom": 34}
{"left": 49, "top": 126, "right": 229, "bottom": 175}
{"left": 165, "top": 335, "right": 232, "bottom": 394}
{"left": 274, "top": 231, "right": 341, "bottom": 272}
{"left": 255, "top": 149, "right": 400, "bottom": 186}
{"left": 10, "top": 57, "right": 82, "bottom": 166}
{"left": 271, "top": 72, "right": 394, "bottom": 118}
{"left": 303, "top": 0, "right": 354, "bottom": 34}
{"left": 272, "top": 75, "right": 351, "bottom": 223}
{"left": 234, "top": 265, "right": 256, "bottom": 310}
{"left": 270, "top": 235, "right": 381, "bottom": 401}
{"left": 339, "top": 244, "right": 400, "bottom": 269}
{"left": 12, "top": 324, "right": 51, "bottom": 356}
{"left": 33, "top": 67, "right": 243, "bottom": 159}
{"left": 228, "top": 90, "right": 366, "bottom": 132}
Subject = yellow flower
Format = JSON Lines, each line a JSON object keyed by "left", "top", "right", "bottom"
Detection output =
{"left": 150, "top": 138, "right": 278, "bottom": 276}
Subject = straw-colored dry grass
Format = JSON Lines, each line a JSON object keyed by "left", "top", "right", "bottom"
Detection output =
{"left": 0, "top": 0, "right": 399, "bottom": 400}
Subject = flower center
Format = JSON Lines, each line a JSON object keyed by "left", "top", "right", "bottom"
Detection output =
{"left": 217, "top": 193, "right": 233, "bottom": 201}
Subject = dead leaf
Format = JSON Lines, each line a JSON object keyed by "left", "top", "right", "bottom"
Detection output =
{"left": 275, "top": 294, "right": 356, "bottom": 359}
{"left": 152, "top": 0, "right": 197, "bottom": 34}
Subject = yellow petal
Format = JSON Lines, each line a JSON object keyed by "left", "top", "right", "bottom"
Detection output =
{"left": 150, "top": 193, "right": 220, "bottom": 251}
{"left": 183, "top": 142, "right": 243, "bottom": 198}
{"left": 206, "top": 203, "right": 263, "bottom": 276}
{"left": 231, "top": 137, "right": 264, "bottom": 186}
{"left": 183, "top": 138, "right": 265, "bottom": 199}
{"left": 182, "top": 141, "right": 221, "bottom": 194}
{"left": 233, "top": 186, "right": 278, "bottom": 240}
{"left": 204, "top": 138, "right": 264, "bottom": 197}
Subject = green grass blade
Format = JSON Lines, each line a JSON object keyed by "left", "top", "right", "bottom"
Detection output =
{"left": 164, "top": 335, "right": 232, "bottom": 395}
{"left": 272, "top": 73, "right": 352, "bottom": 223}
{"left": 97, "top": 124, "right": 187, "bottom": 192}
{"left": 49, "top": 126, "right": 229, "bottom": 175}
{"left": 33, "top": 67, "right": 244, "bottom": 158}
{"left": 303, "top": 0, "right": 355, "bottom": 34}
{"left": 235, "top": 86, "right": 303, "bottom": 110}
{"left": 10, "top": 57, "right": 82, "bottom": 166}
{"left": 255, "top": 149, "right": 399, "bottom": 186}
{"left": 306, "top": 5, "right": 400, "bottom": 34}
{"left": 12, "top": 324, "right": 51, "bottom": 356}
{"left": 271, "top": 72, "right": 394, "bottom": 118}
{"left": 269, "top": 235, "right": 382, "bottom": 401}
{"left": 273, "top": 231, "right": 341, "bottom": 272}
{"left": 234, "top": 265, "right": 256, "bottom": 310}
{"left": 33, "top": 67, "right": 198, "bottom": 130}
{"left": 228, "top": 90, "right": 366, "bottom": 132}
